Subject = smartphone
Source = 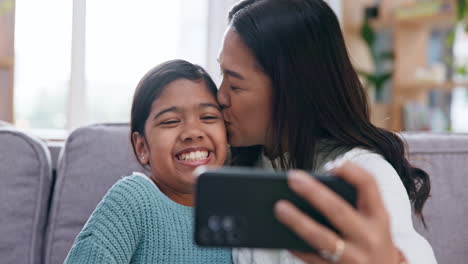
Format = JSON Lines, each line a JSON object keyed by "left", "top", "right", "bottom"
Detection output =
{"left": 194, "top": 166, "right": 357, "bottom": 252}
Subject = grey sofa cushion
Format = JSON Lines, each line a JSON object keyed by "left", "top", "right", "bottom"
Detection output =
{"left": 44, "top": 123, "right": 144, "bottom": 264}
{"left": 0, "top": 126, "right": 52, "bottom": 264}
{"left": 405, "top": 133, "right": 468, "bottom": 264}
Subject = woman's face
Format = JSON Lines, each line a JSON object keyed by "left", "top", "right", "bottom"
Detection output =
{"left": 135, "top": 79, "right": 227, "bottom": 194}
{"left": 218, "top": 27, "right": 273, "bottom": 147}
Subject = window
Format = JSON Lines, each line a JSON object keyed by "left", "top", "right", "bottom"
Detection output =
{"left": 85, "top": 0, "right": 208, "bottom": 125}
{"left": 14, "top": 0, "right": 72, "bottom": 130}
{"left": 14, "top": 0, "right": 208, "bottom": 132}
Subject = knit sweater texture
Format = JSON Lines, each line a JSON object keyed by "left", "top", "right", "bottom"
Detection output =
{"left": 64, "top": 173, "right": 232, "bottom": 264}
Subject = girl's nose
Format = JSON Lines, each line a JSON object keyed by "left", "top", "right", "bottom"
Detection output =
{"left": 180, "top": 127, "right": 205, "bottom": 142}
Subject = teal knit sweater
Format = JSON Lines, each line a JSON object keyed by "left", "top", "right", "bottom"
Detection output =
{"left": 64, "top": 173, "right": 232, "bottom": 264}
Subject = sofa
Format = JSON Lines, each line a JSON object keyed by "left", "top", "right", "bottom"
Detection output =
{"left": 1, "top": 123, "right": 467, "bottom": 264}
{"left": 405, "top": 133, "right": 468, "bottom": 262}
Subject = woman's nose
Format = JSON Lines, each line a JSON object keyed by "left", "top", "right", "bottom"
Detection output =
{"left": 217, "top": 83, "right": 230, "bottom": 109}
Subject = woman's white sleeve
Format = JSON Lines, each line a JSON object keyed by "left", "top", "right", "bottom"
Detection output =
{"left": 349, "top": 153, "right": 437, "bottom": 264}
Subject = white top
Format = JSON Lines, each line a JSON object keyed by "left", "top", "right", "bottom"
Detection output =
{"left": 233, "top": 148, "right": 437, "bottom": 264}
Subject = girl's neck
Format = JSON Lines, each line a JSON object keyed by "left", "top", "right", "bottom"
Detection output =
{"left": 150, "top": 177, "right": 194, "bottom": 207}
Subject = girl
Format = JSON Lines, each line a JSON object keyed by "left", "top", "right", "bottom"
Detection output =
{"left": 64, "top": 60, "right": 232, "bottom": 263}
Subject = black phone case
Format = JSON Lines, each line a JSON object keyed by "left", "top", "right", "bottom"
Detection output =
{"left": 194, "top": 167, "right": 357, "bottom": 252}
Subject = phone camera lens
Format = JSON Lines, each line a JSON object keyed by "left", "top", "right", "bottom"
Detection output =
{"left": 208, "top": 215, "right": 221, "bottom": 231}
{"left": 222, "top": 216, "right": 235, "bottom": 231}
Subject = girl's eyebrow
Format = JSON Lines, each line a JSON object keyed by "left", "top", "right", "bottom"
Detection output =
{"left": 153, "top": 106, "right": 178, "bottom": 120}
{"left": 199, "top": 103, "right": 221, "bottom": 110}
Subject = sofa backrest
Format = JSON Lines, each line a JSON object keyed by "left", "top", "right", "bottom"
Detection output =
{"left": 44, "top": 124, "right": 144, "bottom": 264}
{"left": 405, "top": 133, "right": 468, "bottom": 264}
{"left": 0, "top": 126, "right": 53, "bottom": 264}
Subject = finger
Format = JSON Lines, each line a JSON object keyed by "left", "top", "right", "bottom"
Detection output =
{"left": 286, "top": 170, "right": 368, "bottom": 241}
{"left": 330, "top": 162, "right": 387, "bottom": 218}
{"left": 274, "top": 200, "right": 341, "bottom": 252}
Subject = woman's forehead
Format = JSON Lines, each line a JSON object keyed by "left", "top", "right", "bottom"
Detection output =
{"left": 219, "top": 28, "right": 259, "bottom": 74}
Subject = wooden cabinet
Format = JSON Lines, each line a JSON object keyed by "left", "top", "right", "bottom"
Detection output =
{"left": 342, "top": 0, "right": 466, "bottom": 131}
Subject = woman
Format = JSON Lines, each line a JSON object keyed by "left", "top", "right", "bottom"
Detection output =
{"left": 217, "top": 0, "right": 437, "bottom": 263}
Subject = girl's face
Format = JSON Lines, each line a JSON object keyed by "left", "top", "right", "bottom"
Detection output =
{"left": 134, "top": 79, "right": 227, "bottom": 197}
{"left": 217, "top": 27, "right": 273, "bottom": 147}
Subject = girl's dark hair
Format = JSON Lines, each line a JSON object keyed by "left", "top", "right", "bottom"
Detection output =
{"left": 228, "top": 0, "right": 430, "bottom": 221}
{"left": 130, "top": 59, "right": 218, "bottom": 161}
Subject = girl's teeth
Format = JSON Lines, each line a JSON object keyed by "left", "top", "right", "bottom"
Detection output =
{"left": 179, "top": 151, "right": 209, "bottom": 161}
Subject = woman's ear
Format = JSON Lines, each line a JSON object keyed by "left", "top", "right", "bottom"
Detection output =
{"left": 132, "top": 131, "right": 149, "bottom": 165}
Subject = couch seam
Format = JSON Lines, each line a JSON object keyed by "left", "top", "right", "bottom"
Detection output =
{"left": 44, "top": 129, "right": 78, "bottom": 264}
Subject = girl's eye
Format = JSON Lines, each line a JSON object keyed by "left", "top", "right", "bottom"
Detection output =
{"left": 160, "top": 120, "right": 179, "bottom": 125}
{"left": 201, "top": 116, "right": 219, "bottom": 121}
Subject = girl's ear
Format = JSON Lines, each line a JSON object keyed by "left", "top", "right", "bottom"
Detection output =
{"left": 132, "top": 131, "right": 150, "bottom": 165}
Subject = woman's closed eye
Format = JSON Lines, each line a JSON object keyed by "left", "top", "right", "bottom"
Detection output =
{"left": 230, "top": 85, "right": 242, "bottom": 92}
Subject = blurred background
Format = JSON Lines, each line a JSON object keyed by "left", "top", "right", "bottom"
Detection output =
{"left": 0, "top": 0, "right": 467, "bottom": 140}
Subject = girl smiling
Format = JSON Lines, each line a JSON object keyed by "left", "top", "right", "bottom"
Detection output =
{"left": 64, "top": 60, "right": 231, "bottom": 264}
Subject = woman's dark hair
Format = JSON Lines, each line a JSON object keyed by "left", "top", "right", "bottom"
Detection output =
{"left": 228, "top": 0, "right": 430, "bottom": 221}
{"left": 130, "top": 59, "right": 218, "bottom": 161}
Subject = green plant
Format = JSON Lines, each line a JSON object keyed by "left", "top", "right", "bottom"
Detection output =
{"left": 358, "top": 16, "right": 394, "bottom": 102}
{"left": 448, "top": 0, "right": 468, "bottom": 46}
{"left": 456, "top": 65, "right": 468, "bottom": 76}
{"left": 449, "top": 1, "right": 468, "bottom": 44}
{"left": 445, "top": 0, "right": 468, "bottom": 85}
{"left": 456, "top": 0, "right": 468, "bottom": 27}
